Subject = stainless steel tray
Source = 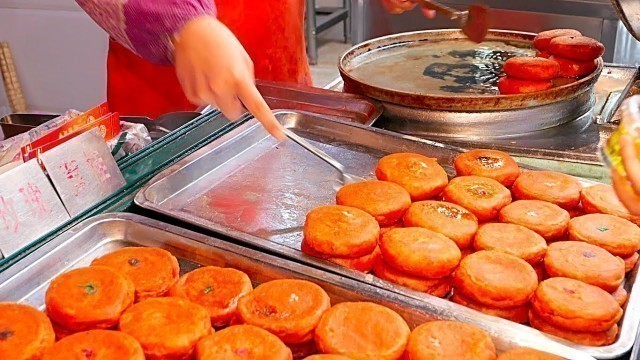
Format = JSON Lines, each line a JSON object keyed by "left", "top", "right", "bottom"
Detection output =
{"left": 135, "top": 111, "right": 637, "bottom": 359}
{"left": 0, "top": 213, "right": 591, "bottom": 359}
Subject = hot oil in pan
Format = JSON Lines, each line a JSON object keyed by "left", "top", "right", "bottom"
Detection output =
{"left": 349, "top": 39, "right": 533, "bottom": 96}
{"left": 424, "top": 49, "right": 520, "bottom": 94}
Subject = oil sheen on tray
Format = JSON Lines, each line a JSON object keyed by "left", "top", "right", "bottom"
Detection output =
{"left": 181, "top": 136, "right": 385, "bottom": 248}
{"left": 348, "top": 39, "right": 533, "bottom": 96}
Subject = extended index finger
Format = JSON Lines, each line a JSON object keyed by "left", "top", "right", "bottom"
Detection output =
{"left": 237, "top": 79, "right": 285, "bottom": 140}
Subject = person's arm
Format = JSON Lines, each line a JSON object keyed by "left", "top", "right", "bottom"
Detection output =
{"left": 381, "top": 0, "right": 436, "bottom": 17}
{"left": 76, "top": 0, "right": 285, "bottom": 140}
{"left": 76, "top": 0, "right": 216, "bottom": 65}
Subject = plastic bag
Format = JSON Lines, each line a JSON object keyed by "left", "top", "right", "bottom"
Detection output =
{"left": 107, "top": 121, "right": 152, "bottom": 161}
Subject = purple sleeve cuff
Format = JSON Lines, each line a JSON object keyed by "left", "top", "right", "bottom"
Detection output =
{"left": 76, "top": 0, "right": 216, "bottom": 65}
{"left": 123, "top": 0, "right": 217, "bottom": 65}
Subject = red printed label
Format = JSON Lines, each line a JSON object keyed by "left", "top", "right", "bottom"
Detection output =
{"left": 21, "top": 103, "right": 110, "bottom": 155}
{"left": 22, "top": 113, "right": 120, "bottom": 162}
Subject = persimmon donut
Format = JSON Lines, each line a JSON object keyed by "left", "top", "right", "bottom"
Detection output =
{"left": 503, "top": 57, "right": 560, "bottom": 81}
{"left": 379, "top": 228, "right": 460, "bottom": 278}
{"left": 404, "top": 321, "right": 496, "bottom": 360}
{"left": 168, "top": 266, "right": 253, "bottom": 327}
{"left": 499, "top": 200, "right": 570, "bottom": 241}
{"left": 497, "top": 347, "right": 563, "bottom": 360}
{"left": 373, "top": 260, "right": 452, "bottom": 297}
{"left": 336, "top": 181, "right": 411, "bottom": 226}
{"left": 404, "top": 201, "right": 478, "bottom": 249}
{"left": 460, "top": 248, "right": 475, "bottom": 261}
{"left": 0, "top": 303, "right": 55, "bottom": 360}
{"left": 305, "top": 356, "right": 353, "bottom": 360}
{"left": 119, "top": 297, "right": 212, "bottom": 360}
{"left": 91, "top": 247, "right": 180, "bottom": 301}
{"left": 453, "top": 250, "right": 538, "bottom": 308}
{"left": 303, "top": 205, "right": 379, "bottom": 258}
{"left": 454, "top": 149, "right": 520, "bottom": 186}
{"left": 512, "top": 171, "right": 582, "bottom": 209}
{"left": 375, "top": 153, "right": 449, "bottom": 201}
{"left": 42, "top": 330, "right": 144, "bottom": 360}
{"left": 552, "top": 77, "right": 578, "bottom": 87}
{"left": 289, "top": 340, "right": 318, "bottom": 360}
{"left": 611, "top": 285, "right": 628, "bottom": 308}
{"left": 327, "top": 247, "right": 381, "bottom": 273}
{"left": 380, "top": 221, "right": 403, "bottom": 240}
{"left": 624, "top": 253, "right": 639, "bottom": 273}
{"left": 581, "top": 184, "right": 640, "bottom": 225}
{"left": 301, "top": 241, "right": 380, "bottom": 273}
{"left": 237, "top": 279, "right": 331, "bottom": 345}
{"left": 497, "top": 78, "right": 553, "bottom": 95}
{"left": 529, "top": 311, "right": 618, "bottom": 346}
{"left": 567, "top": 205, "right": 585, "bottom": 218}
{"left": 195, "top": 325, "right": 292, "bottom": 360}
{"left": 533, "top": 29, "right": 582, "bottom": 51}
{"left": 549, "top": 56, "right": 597, "bottom": 78}
{"left": 473, "top": 223, "right": 547, "bottom": 265}
{"left": 544, "top": 241, "right": 625, "bottom": 292}
{"left": 314, "top": 302, "right": 410, "bottom": 360}
{"left": 531, "top": 277, "right": 622, "bottom": 332}
{"left": 49, "top": 320, "right": 75, "bottom": 341}
{"left": 534, "top": 262, "right": 547, "bottom": 282}
{"left": 568, "top": 213, "right": 640, "bottom": 257}
{"left": 443, "top": 176, "right": 512, "bottom": 221}
{"left": 45, "top": 266, "right": 135, "bottom": 332}
{"left": 451, "top": 292, "right": 529, "bottom": 324}
{"left": 548, "top": 36, "right": 605, "bottom": 61}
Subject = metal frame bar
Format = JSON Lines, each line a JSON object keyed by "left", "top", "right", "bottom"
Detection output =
{"left": 306, "top": 0, "right": 351, "bottom": 65}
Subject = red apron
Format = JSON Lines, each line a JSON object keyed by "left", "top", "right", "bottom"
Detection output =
{"left": 107, "top": 0, "right": 312, "bottom": 119}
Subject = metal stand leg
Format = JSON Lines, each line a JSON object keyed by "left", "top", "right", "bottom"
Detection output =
{"left": 306, "top": 0, "right": 318, "bottom": 65}
{"left": 344, "top": 0, "right": 352, "bottom": 43}
{"left": 305, "top": 0, "right": 351, "bottom": 64}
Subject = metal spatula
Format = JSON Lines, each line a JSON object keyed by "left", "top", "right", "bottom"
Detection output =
{"left": 283, "top": 128, "right": 366, "bottom": 185}
{"left": 415, "top": 0, "right": 490, "bottom": 43}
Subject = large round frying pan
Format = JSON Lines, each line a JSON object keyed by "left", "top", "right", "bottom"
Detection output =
{"left": 338, "top": 29, "right": 603, "bottom": 138}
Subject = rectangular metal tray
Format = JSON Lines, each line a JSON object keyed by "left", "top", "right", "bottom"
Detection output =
{"left": 134, "top": 111, "right": 637, "bottom": 359}
{"left": 0, "top": 213, "right": 595, "bottom": 359}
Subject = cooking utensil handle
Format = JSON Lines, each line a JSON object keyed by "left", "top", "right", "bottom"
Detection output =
{"left": 283, "top": 128, "right": 347, "bottom": 173}
{"left": 414, "top": 0, "right": 460, "bottom": 19}
{"left": 596, "top": 91, "right": 623, "bottom": 125}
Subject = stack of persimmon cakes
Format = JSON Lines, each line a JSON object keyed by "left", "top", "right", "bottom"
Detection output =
{"left": 303, "top": 148, "right": 640, "bottom": 346}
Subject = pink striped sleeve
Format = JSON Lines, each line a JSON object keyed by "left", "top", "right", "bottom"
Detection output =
{"left": 76, "top": 0, "right": 217, "bottom": 65}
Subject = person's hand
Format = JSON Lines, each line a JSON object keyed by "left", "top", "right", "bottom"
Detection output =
{"left": 173, "top": 16, "right": 285, "bottom": 140}
{"left": 381, "top": 0, "right": 436, "bottom": 18}
{"left": 611, "top": 135, "right": 640, "bottom": 215}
